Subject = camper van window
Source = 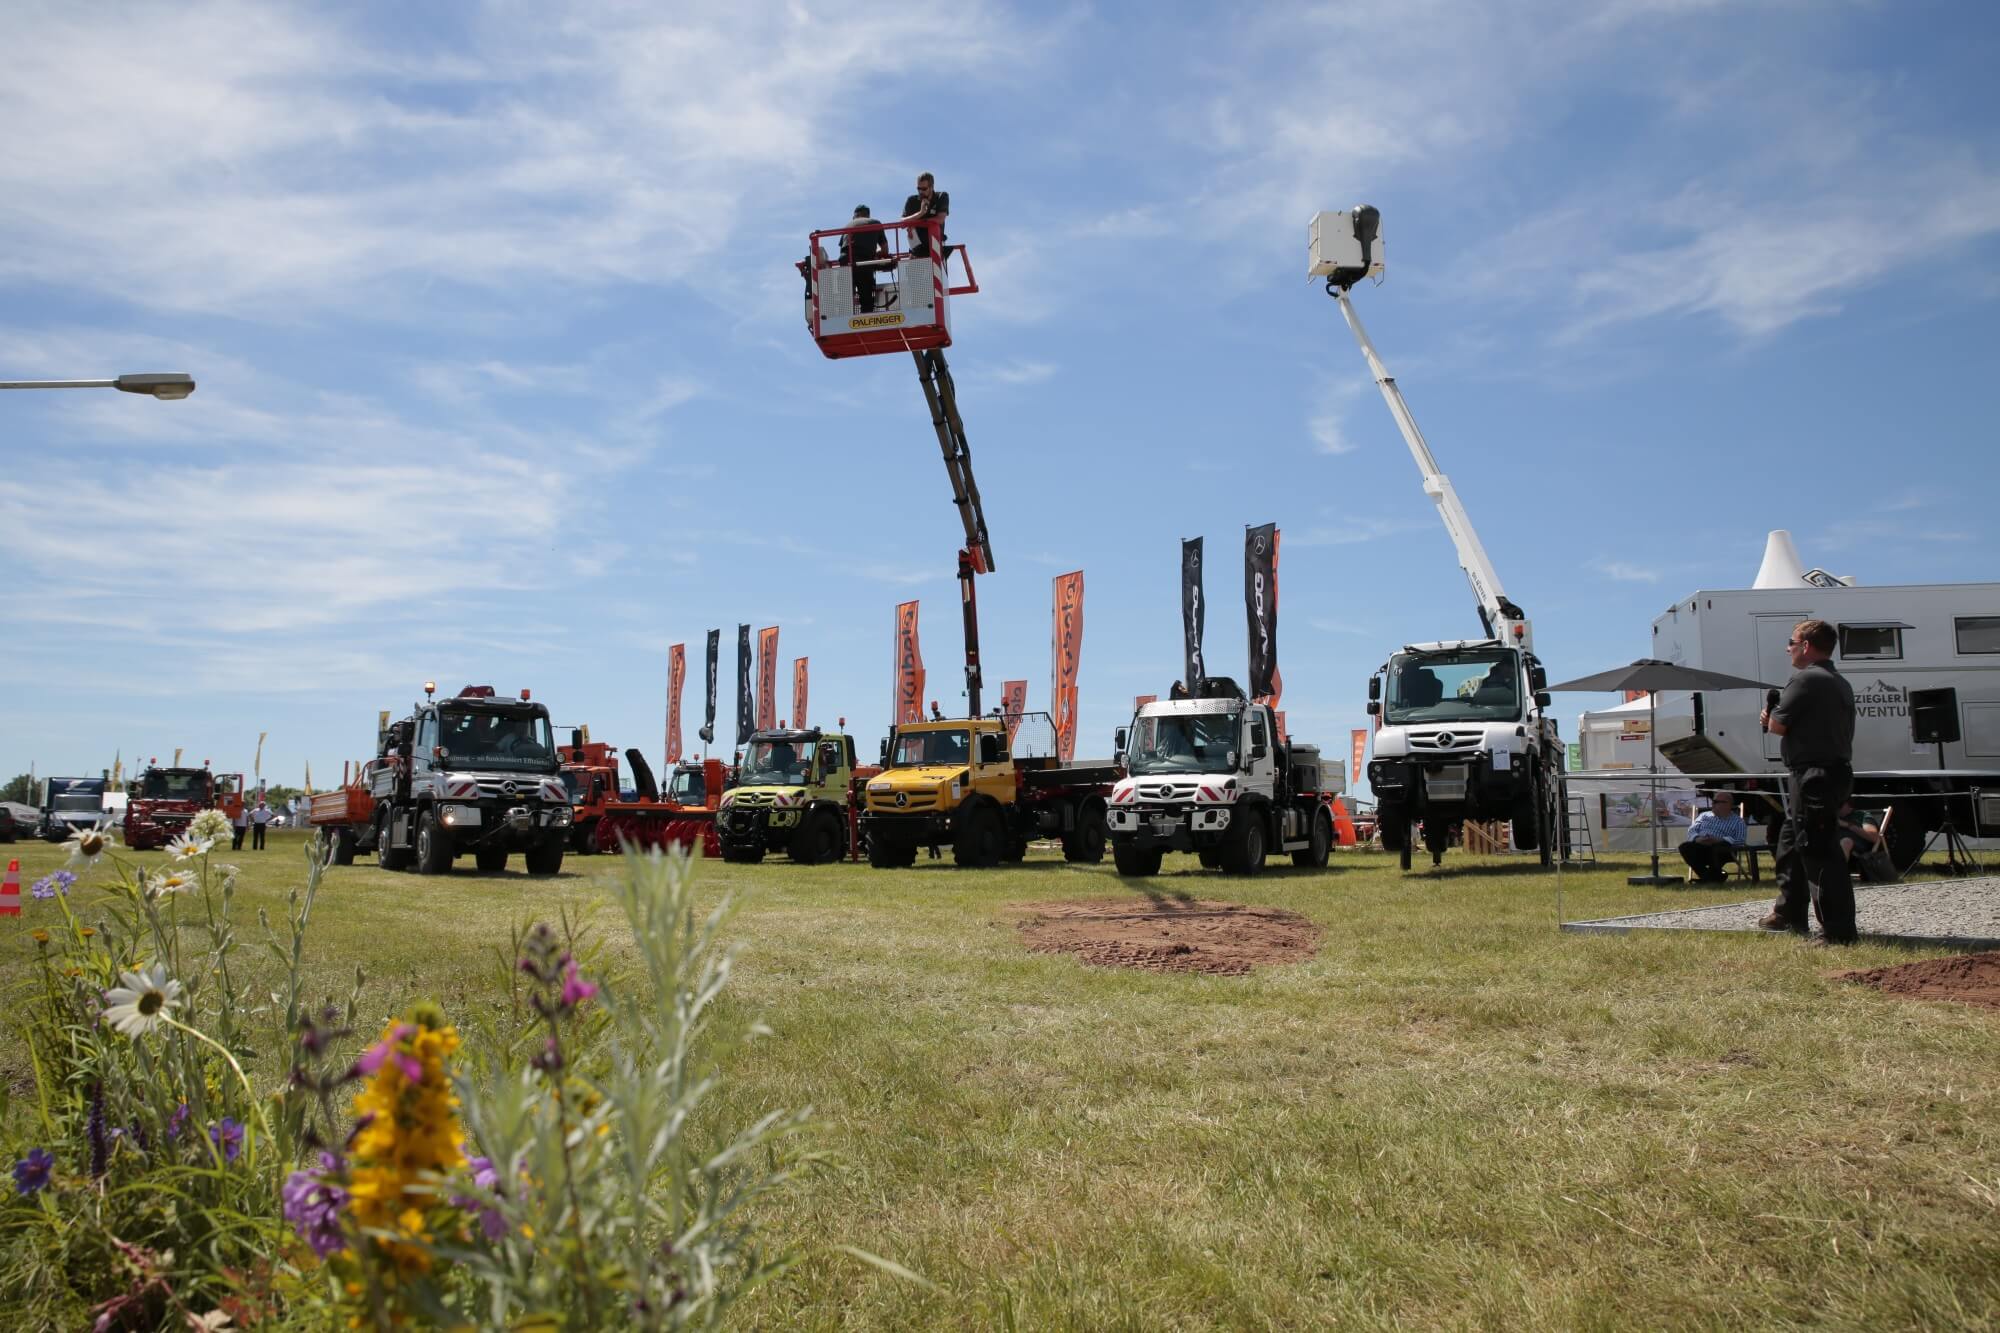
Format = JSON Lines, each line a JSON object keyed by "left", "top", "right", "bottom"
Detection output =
{"left": 1954, "top": 616, "right": 2000, "bottom": 656}
{"left": 1838, "top": 625, "right": 1903, "bottom": 661}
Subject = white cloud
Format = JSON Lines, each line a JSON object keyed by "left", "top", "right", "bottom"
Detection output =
{"left": 1597, "top": 561, "right": 1662, "bottom": 583}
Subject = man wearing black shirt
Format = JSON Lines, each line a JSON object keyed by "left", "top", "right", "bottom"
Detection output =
{"left": 1759, "top": 618, "right": 1858, "bottom": 944}
{"left": 901, "top": 172, "right": 949, "bottom": 262}
{"left": 840, "top": 205, "right": 888, "bottom": 312}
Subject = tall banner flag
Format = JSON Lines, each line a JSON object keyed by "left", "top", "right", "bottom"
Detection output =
{"left": 894, "top": 601, "right": 926, "bottom": 726}
{"left": 1181, "top": 537, "right": 1205, "bottom": 689}
{"left": 700, "top": 629, "right": 719, "bottom": 746}
{"left": 1351, "top": 729, "right": 1368, "bottom": 789}
{"left": 254, "top": 731, "right": 267, "bottom": 779}
{"left": 1002, "top": 680, "right": 1027, "bottom": 745}
{"left": 756, "top": 626, "right": 780, "bottom": 730}
{"left": 173, "top": 747, "right": 184, "bottom": 767}
{"left": 666, "top": 643, "right": 687, "bottom": 763}
{"left": 1135, "top": 694, "right": 1157, "bottom": 710}
{"left": 304, "top": 760, "right": 314, "bottom": 796}
{"left": 1051, "top": 571, "right": 1085, "bottom": 763}
{"left": 1245, "top": 523, "right": 1282, "bottom": 711}
{"left": 735, "top": 625, "right": 754, "bottom": 747}
{"left": 793, "top": 658, "right": 809, "bottom": 729}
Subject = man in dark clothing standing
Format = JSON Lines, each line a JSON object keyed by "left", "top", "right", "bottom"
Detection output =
{"left": 840, "top": 205, "right": 888, "bottom": 312}
{"left": 901, "top": 172, "right": 949, "bottom": 262}
{"left": 1759, "top": 618, "right": 1858, "bottom": 944}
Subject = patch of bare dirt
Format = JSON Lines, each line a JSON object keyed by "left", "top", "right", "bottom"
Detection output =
{"left": 1836, "top": 951, "right": 2000, "bottom": 1011}
{"left": 1014, "top": 897, "right": 1321, "bottom": 976}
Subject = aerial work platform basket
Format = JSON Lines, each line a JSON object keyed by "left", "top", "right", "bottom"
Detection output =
{"left": 801, "top": 216, "right": 977, "bottom": 359}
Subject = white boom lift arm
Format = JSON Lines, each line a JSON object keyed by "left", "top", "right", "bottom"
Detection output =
{"left": 1310, "top": 208, "right": 1530, "bottom": 652}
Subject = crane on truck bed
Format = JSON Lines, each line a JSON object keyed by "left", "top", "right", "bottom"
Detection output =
{"left": 1311, "top": 207, "right": 1564, "bottom": 868}
{"left": 804, "top": 212, "right": 994, "bottom": 717}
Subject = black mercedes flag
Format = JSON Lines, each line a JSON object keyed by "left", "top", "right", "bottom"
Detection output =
{"left": 735, "top": 624, "right": 754, "bottom": 747}
{"left": 1244, "top": 523, "right": 1279, "bottom": 702}
{"left": 698, "top": 628, "right": 719, "bottom": 745}
{"left": 1181, "top": 537, "right": 1205, "bottom": 689}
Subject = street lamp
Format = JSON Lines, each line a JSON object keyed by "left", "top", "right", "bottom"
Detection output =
{"left": 0, "top": 372, "right": 196, "bottom": 400}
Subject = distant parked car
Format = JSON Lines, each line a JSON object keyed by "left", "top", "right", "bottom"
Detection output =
{"left": 0, "top": 802, "right": 42, "bottom": 842}
{"left": 0, "top": 806, "right": 16, "bottom": 843}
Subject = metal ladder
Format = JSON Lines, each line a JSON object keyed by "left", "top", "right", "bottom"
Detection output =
{"left": 1562, "top": 793, "right": 1596, "bottom": 865}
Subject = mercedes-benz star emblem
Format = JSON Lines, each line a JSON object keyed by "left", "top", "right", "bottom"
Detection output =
{"left": 895, "top": 792, "right": 908, "bottom": 807}
{"left": 1435, "top": 733, "right": 1454, "bottom": 748}
{"left": 503, "top": 781, "right": 518, "bottom": 797}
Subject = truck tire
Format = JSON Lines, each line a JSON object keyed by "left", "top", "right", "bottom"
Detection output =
{"left": 475, "top": 848, "right": 508, "bottom": 874}
{"left": 953, "top": 804, "right": 1003, "bottom": 869}
{"left": 524, "top": 839, "right": 565, "bottom": 876}
{"left": 1224, "top": 806, "right": 1268, "bottom": 875}
{"left": 376, "top": 809, "right": 412, "bottom": 871}
{"left": 1197, "top": 846, "right": 1224, "bottom": 870}
{"left": 1292, "top": 806, "right": 1332, "bottom": 869}
{"left": 867, "top": 832, "right": 917, "bottom": 869}
{"left": 720, "top": 842, "right": 764, "bottom": 865}
{"left": 1061, "top": 801, "right": 1108, "bottom": 863}
{"left": 1377, "top": 802, "right": 1408, "bottom": 853}
{"left": 1002, "top": 829, "right": 1029, "bottom": 863}
{"left": 1511, "top": 769, "right": 1542, "bottom": 853}
{"left": 571, "top": 820, "right": 598, "bottom": 854}
{"left": 332, "top": 828, "right": 356, "bottom": 866}
{"left": 415, "top": 809, "right": 453, "bottom": 876}
{"left": 1112, "top": 842, "right": 1163, "bottom": 877}
{"left": 790, "top": 808, "right": 843, "bottom": 865}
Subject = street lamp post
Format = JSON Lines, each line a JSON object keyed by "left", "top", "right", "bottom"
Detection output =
{"left": 0, "top": 372, "right": 196, "bottom": 400}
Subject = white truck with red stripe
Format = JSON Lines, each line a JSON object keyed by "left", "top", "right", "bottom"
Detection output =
{"left": 311, "top": 683, "right": 573, "bottom": 876}
{"left": 1104, "top": 678, "right": 1343, "bottom": 876}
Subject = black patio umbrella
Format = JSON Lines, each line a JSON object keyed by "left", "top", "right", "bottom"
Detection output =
{"left": 1547, "top": 659, "right": 1777, "bottom": 885}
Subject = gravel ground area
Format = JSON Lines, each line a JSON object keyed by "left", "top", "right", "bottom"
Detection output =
{"left": 1563, "top": 874, "right": 2000, "bottom": 950}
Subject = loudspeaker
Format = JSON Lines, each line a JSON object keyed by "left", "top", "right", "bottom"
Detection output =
{"left": 1910, "top": 687, "right": 1961, "bottom": 746}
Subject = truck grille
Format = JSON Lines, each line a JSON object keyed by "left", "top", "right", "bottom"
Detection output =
{"left": 1135, "top": 781, "right": 1198, "bottom": 802}
{"left": 1410, "top": 732, "right": 1481, "bottom": 754}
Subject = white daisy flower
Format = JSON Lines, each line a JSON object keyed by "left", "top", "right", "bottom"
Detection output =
{"left": 65, "top": 825, "right": 117, "bottom": 867}
{"left": 148, "top": 868, "right": 198, "bottom": 897}
{"left": 166, "top": 832, "right": 215, "bottom": 861}
{"left": 189, "top": 808, "right": 233, "bottom": 843}
{"left": 102, "top": 964, "right": 182, "bottom": 1038}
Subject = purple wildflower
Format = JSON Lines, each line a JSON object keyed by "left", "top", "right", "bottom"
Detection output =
{"left": 208, "top": 1118, "right": 244, "bottom": 1164}
{"left": 452, "top": 1155, "right": 508, "bottom": 1243}
{"left": 167, "top": 1103, "right": 191, "bottom": 1141}
{"left": 30, "top": 870, "right": 75, "bottom": 899}
{"left": 88, "top": 1084, "right": 109, "bottom": 1178}
{"left": 282, "top": 1153, "right": 349, "bottom": 1258}
{"left": 12, "top": 1148, "right": 54, "bottom": 1196}
{"left": 560, "top": 958, "right": 600, "bottom": 1011}
{"left": 354, "top": 1023, "right": 423, "bottom": 1084}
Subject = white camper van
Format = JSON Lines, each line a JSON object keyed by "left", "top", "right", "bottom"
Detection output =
{"left": 1649, "top": 532, "right": 2000, "bottom": 869}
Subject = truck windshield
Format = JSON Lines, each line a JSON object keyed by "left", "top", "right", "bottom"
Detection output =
{"left": 889, "top": 729, "right": 971, "bottom": 767}
{"left": 741, "top": 739, "right": 811, "bottom": 785}
{"left": 667, "top": 767, "right": 706, "bottom": 805}
{"left": 438, "top": 708, "right": 556, "bottom": 771}
{"left": 139, "top": 771, "right": 207, "bottom": 801}
{"left": 1127, "top": 712, "right": 1240, "bottom": 775}
{"left": 1385, "top": 650, "right": 1521, "bottom": 725}
{"left": 54, "top": 793, "right": 105, "bottom": 813}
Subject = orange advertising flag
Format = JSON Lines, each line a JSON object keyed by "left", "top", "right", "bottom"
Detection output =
{"left": 1002, "top": 679, "right": 1027, "bottom": 745}
{"left": 756, "top": 627, "right": 780, "bottom": 730}
{"left": 793, "top": 657, "right": 809, "bottom": 730}
{"left": 1351, "top": 728, "right": 1367, "bottom": 787}
{"left": 1051, "top": 571, "right": 1085, "bottom": 763}
{"left": 666, "top": 643, "right": 687, "bottom": 763}
{"left": 895, "top": 601, "right": 926, "bottom": 726}
{"left": 1134, "top": 694, "right": 1156, "bottom": 710}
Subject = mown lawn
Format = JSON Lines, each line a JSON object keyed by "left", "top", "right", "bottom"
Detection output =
{"left": 4, "top": 831, "right": 1998, "bottom": 1328}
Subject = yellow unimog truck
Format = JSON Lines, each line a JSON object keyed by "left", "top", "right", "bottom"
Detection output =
{"left": 716, "top": 728, "right": 871, "bottom": 865}
{"left": 858, "top": 712, "right": 1116, "bottom": 869}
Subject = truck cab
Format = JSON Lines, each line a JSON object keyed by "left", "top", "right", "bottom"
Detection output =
{"left": 1106, "top": 678, "right": 1340, "bottom": 876}
{"left": 718, "top": 728, "right": 861, "bottom": 864}
{"left": 41, "top": 776, "right": 110, "bottom": 844}
{"left": 1366, "top": 640, "right": 1562, "bottom": 867}
{"left": 123, "top": 765, "right": 223, "bottom": 850}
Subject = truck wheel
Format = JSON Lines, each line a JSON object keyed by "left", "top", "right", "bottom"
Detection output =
{"left": 790, "top": 809, "right": 841, "bottom": 865}
{"left": 1112, "top": 842, "right": 1163, "bottom": 877}
{"left": 571, "top": 820, "right": 598, "bottom": 854}
{"left": 333, "top": 828, "right": 356, "bottom": 866}
{"left": 1292, "top": 807, "right": 1332, "bottom": 869}
{"left": 1377, "top": 803, "right": 1408, "bottom": 853}
{"left": 524, "top": 839, "right": 565, "bottom": 876}
{"left": 1511, "top": 770, "right": 1542, "bottom": 852}
{"left": 1197, "top": 847, "right": 1224, "bottom": 870}
{"left": 376, "top": 810, "right": 412, "bottom": 871}
{"left": 1002, "top": 829, "right": 1029, "bottom": 862}
{"left": 415, "top": 809, "right": 453, "bottom": 876}
{"left": 1225, "top": 808, "right": 1268, "bottom": 875}
{"left": 475, "top": 848, "right": 508, "bottom": 874}
{"left": 867, "top": 833, "right": 917, "bottom": 869}
{"left": 1061, "top": 802, "right": 1108, "bottom": 863}
{"left": 720, "top": 842, "right": 765, "bottom": 865}
{"left": 953, "top": 805, "right": 1003, "bottom": 869}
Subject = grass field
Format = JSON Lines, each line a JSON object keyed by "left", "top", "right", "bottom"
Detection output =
{"left": 4, "top": 831, "right": 1998, "bottom": 1328}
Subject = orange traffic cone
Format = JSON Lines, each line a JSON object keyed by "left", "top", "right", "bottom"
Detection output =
{"left": 0, "top": 859, "right": 20, "bottom": 916}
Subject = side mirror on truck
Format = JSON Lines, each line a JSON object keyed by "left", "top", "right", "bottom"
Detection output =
{"left": 1534, "top": 691, "right": 1551, "bottom": 708}
{"left": 1366, "top": 701, "right": 1380, "bottom": 716}
{"left": 1114, "top": 727, "right": 1127, "bottom": 752}
{"left": 1530, "top": 664, "right": 1547, "bottom": 691}
{"left": 879, "top": 738, "right": 890, "bottom": 766}
{"left": 1367, "top": 677, "right": 1381, "bottom": 701}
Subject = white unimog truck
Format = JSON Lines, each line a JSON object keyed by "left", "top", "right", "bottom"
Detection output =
{"left": 1104, "top": 678, "right": 1342, "bottom": 876}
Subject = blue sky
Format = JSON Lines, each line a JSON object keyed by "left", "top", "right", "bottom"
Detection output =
{"left": 4, "top": 0, "right": 1997, "bottom": 795}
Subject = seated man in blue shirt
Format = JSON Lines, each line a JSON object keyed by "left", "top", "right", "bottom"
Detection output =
{"left": 1680, "top": 791, "right": 1748, "bottom": 882}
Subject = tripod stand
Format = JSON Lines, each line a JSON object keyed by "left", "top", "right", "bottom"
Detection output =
{"left": 1920, "top": 741, "right": 1982, "bottom": 876}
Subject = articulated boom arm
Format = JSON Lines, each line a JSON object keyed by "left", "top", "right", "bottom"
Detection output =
{"left": 1332, "top": 288, "right": 1529, "bottom": 651}
{"left": 913, "top": 348, "right": 996, "bottom": 716}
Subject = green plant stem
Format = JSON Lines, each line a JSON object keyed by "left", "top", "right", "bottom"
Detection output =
{"left": 163, "top": 1014, "right": 271, "bottom": 1171}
